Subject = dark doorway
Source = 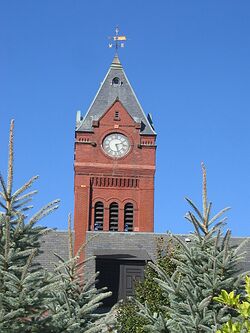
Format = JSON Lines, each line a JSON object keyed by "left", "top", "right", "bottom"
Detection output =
{"left": 96, "top": 257, "right": 145, "bottom": 307}
{"left": 96, "top": 258, "right": 120, "bottom": 307}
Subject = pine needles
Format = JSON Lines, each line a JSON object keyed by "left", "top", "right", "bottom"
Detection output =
{"left": 0, "top": 121, "right": 111, "bottom": 332}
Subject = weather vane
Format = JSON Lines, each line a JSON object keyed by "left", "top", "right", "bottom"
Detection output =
{"left": 108, "top": 26, "right": 127, "bottom": 52}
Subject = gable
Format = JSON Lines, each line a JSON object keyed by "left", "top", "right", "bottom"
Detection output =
{"left": 99, "top": 100, "right": 137, "bottom": 126}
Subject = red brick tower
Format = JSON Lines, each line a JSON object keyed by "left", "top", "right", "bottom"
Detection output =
{"left": 74, "top": 55, "right": 156, "bottom": 253}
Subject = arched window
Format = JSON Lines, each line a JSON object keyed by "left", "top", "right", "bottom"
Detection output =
{"left": 109, "top": 202, "right": 119, "bottom": 231}
{"left": 124, "top": 203, "right": 134, "bottom": 232}
{"left": 94, "top": 202, "right": 104, "bottom": 231}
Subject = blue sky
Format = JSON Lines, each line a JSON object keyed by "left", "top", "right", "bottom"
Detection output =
{"left": 0, "top": 1, "right": 250, "bottom": 235}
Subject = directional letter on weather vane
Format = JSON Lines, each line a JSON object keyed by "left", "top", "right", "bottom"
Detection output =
{"left": 108, "top": 26, "right": 127, "bottom": 52}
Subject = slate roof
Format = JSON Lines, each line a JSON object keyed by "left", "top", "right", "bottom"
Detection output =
{"left": 38, "top": 231, "right": 69, "bottom": 272}
{"left": 39, "top": 231, "right": 250, "bottom": 274}
{"left": 76, "top": 55, "right": 156, "bottom": 136}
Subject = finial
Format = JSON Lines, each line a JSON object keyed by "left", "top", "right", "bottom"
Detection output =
{"left": 108, "top": 26, "right": 127, "bottom": 53}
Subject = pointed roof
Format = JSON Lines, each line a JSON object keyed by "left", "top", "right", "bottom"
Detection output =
{"left": 76, "top": 55, "right": 156, "bottom": 135}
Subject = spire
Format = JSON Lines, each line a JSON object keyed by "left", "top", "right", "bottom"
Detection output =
{"left": 111, "top": 54, "right": 122, "bottom": 70}
{"left": 76, "top": 57, "right": 156, "bottom": 136}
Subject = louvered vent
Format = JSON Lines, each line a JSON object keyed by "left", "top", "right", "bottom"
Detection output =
{"left": 94, "top": 202, "right": 104, "bottom": 231}
{"left": 109, "top": 202, "right": 119, "bottom": 231}
{"left": 124, "top": 203, "right": 134, "bottom": 232}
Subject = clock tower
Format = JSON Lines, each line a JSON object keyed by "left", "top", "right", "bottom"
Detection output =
{"left": 74, "top": 55, "right": 156, "bottom": 253}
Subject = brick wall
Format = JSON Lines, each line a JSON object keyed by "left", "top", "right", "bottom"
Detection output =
{"left": 74, "top": 100, "right": 156, "bottom": 254}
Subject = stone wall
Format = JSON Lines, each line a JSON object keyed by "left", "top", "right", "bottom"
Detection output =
{"left": 38, "top": 231, "right": 250, "bottom": 277}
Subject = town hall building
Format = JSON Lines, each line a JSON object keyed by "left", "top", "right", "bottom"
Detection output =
{"left": 39, "top": 53, "right": 250, "bottom": 308}
{"left": 74, "top": 54, "right": 156, "bottom": 249}
{"left": 74, "top": 54, "right": 157, "bottom": 306}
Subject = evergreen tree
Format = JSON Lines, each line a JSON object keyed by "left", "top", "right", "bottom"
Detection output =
{"left": 0, "top": 120, "right": 111, "bottom": 332}
{"left": 116, "top": 237, "right": 176, "bottom": 333}
{"left": 48, "top": 214, "right": 112, "bottom": 333}
{"left": 136, "top": 237, "right": 176, "bottom": 314}
{"left": 139, "top": 164, "right": 246, "bottom": 333}
{"left": 0, "top": 120, "right": 59, "bottom": 332}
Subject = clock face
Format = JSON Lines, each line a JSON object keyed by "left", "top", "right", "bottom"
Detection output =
{"left": 102, "top": 133, "right": 130, "bottom": 158}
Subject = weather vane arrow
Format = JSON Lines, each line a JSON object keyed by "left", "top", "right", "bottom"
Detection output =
{"left": 108, "top": 26, "right": 127, "bottom": 53}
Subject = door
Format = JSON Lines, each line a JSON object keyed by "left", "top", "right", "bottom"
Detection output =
{"left": 119, "top": 263, "right": 145, "bottom": 300}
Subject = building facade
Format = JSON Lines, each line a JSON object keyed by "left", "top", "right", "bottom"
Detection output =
{"left": 38, "top": 56, "right": 250, "bottom": 308}
{"left": 72, "top": 55, "right": 157, "bottom": 305}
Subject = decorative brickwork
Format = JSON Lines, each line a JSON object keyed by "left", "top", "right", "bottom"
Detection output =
{"left": 90, "top": 177, "right": 139, "bottom": 188}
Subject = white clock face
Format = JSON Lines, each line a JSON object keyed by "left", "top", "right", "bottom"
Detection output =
{"left": 102, "top": 133, "right": 130, "bottom": 158}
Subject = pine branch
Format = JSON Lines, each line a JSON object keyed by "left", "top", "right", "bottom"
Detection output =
{"left": 208, "top": 207, "right": 231, "bottom": 227}
{"left": 13, "top": 190, "right": 38, "bottom": 203}
{"left": 75, "top": 234, "right": 98, "bottom": 259}
{"left": 12, "top": 176, "right": 39, "bottom": 201}
{"left": 13, "top": 198, "right": 33, "bottom": 210}
{"left": 19, "top": 205, "right": 33, "bottom": 212}
{"left": 202, "top": 162, "right": 208, "bottom": 233}
{"left": 188, "top": 213, "right": 202, "bottom": 240}
{"left": 4, "top": 215, "right": 10, "bottom": 263}
{"left": 6, "top": 120, "right": 14, "bottom": 198}
{"left": 206, "top": 201, "right": 212, "bottom": 226}
{"left": 28, "top": 199, "right": 60, "bottom": 227}
{"left": 185, "top": 198, "right": 204, "bottom": 221}
{"left": 0, "top": 173, "right": 8, "bottom": 200}
{"left": 0, "top": 201, "right": 7, "bottom": 211}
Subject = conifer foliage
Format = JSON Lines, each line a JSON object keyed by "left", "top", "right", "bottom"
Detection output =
{"left": 0, "top": 120, "right": 58, "bottom": 332}
{"left": 0, "top": 121, "right": 111, "bottom": 332}
{"left": 116, "top": 237, "right": 176, "bottom": 333}
{"left": 139, "top": 164, "right": 246, "bottom": 333}
{"left": 48, "top": 214, "right": 112, "bottom": 333}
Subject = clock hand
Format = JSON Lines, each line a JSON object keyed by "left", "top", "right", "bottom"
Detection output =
{"left": 116, "top": 143, "right": 123, "bottom": 151}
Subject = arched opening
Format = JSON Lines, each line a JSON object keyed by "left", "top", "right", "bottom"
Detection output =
{"left": 94, "top": 201, "right": 104, "bottom": 231}
{"left": 109, "top": 202, "right": 119, "bottom": 231}
{"left": 124, "top": 203, "right": 134, "bottom": 232}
